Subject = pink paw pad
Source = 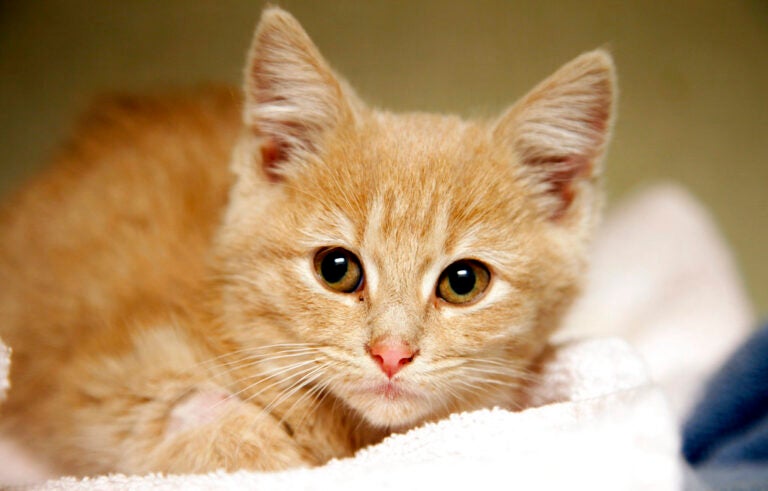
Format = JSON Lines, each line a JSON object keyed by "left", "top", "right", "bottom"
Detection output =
{"left": 166, "top": 388, "right": 236, "bottom": 436}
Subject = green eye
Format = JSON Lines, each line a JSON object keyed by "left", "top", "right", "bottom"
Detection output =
{"left": 313, "top": 247, "right": 364, "bottom": 293}
{"left": 436, "top": 260, "right": 490, "bottom": 305}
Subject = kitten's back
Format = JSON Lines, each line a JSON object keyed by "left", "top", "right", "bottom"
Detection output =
{"left": 0, "top": 88, "right": 240, "bottom": 406}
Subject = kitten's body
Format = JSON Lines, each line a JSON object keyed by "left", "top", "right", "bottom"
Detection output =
{"left": 0, "top": 9, "right": 614, "bottom": 475}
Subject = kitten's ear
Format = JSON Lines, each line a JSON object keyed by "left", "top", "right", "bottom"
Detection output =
{"left": 243, "top": 7, "right": 355, "bottom": 181}
{"left": 494, "top": 50, "right": 615, "bottom": 220}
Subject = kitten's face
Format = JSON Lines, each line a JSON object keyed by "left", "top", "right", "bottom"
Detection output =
{"left": 214, "top": 8, "right": 613, "bottom": 428}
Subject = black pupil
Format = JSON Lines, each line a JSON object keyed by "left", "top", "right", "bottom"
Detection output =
{"left": 322, "top": 252, "right": 349, "bottom": 284}
{"left": 449, "top": 263, "right": 476, "bottom": 295}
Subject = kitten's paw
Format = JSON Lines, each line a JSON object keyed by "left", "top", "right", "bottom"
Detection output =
{"left": 165, "top": 387, "right": 238, "bottom": 436}
{"left": 145, "top": 387, "right": 311, "bottom": 473}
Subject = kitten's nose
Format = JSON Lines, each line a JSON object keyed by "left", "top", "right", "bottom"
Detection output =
{"left": 369, "top": 339, "right": 416, "bottom": 379}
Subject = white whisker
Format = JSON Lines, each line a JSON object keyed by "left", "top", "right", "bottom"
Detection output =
{"left": 216, "top": 360, "right": 319, "bottom": 409}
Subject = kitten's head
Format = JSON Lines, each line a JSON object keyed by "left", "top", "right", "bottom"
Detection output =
{"left": 214, "top": 8, "right": 615, "bottom": 427}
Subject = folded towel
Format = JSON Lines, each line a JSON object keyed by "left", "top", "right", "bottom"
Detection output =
{"left": 559, "top": 184, "right": 753, "bottom": 419}
{"left": 34, "top": 338, "right": 684, "bottom": 491}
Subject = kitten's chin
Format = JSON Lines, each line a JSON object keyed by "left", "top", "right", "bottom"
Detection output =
{"left": 342, "top": 382, "right": 436, "bottom": 428}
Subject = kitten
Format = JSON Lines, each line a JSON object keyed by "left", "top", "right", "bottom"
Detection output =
{"left": 0, "top": 7, "right": 614, "bottom": 475}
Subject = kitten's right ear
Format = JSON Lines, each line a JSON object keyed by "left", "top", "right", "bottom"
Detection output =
{"left": 243, "top": 7, "right": 354, "bottom": 181}
{"left": 494, "top": 50, "right": 615, "bottom": 221}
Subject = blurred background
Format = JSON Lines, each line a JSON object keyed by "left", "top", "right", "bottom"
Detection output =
{"left": 0, "top": 1, "right": 766, "bottom": 314}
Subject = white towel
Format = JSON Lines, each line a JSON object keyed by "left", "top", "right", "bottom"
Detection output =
{"left": 32, "top": 338, "right": 684, "bottom": 491}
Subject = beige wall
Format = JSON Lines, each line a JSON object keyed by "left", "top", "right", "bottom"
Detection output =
{"left": 1, "top": 1, "right": 766, "bottom": 315}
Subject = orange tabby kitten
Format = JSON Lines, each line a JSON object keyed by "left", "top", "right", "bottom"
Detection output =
{"left": 0, "top": 8, "right": 614, "bottom": 475}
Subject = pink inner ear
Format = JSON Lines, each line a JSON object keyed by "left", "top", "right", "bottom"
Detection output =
{"left": 532, "top": 154, "right": 592, "bottom": 221}
{"left": 259, "top": 136, "right": 289, "bottom": 182}
{"left": 524, "top": 105, "right": 608, "bottom": 220}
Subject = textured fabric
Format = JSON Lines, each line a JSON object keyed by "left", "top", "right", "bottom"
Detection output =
{"left": 559, "top": 184, "right": 753, "bottom": 419}
{"left": 32, "top": 338, "right": 685, "bottom": 491}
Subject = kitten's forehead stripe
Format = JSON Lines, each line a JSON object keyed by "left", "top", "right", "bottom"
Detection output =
{"left": 361, "top": 187, "right": 450, "bottom": 304}
{"left": 360, "top": 196, "right": 386, "bottom": 295}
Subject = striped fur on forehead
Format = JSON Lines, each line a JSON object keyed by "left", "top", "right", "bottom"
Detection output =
{"left": 361, "top": 192, "right": 450, "bottom": 301}
{"left": 283, "top": 109, "right": 543, "bottom": 296}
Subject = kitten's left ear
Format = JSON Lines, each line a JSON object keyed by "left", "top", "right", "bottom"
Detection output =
{"left": 494, "top": 50, "right": 616, "bottom": 220}
{"left": 243, "top": 7, "right": 357, "bottom": 181}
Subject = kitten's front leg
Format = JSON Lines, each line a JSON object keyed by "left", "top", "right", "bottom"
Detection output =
{"left": 58, "top": 325, "right": 313, "bottom": 474}
{"left": 127, "top": 385, "right": 312, "bottom": 474}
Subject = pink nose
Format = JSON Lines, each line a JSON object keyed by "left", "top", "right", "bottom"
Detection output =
{"left": 369, "top": 340, "right": 416, "bottom": 379}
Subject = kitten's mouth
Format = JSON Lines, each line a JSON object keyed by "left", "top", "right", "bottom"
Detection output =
{"left": 360, "top": 381, "right": 419, "bottom": 401}
{"left": 374, "top": 382, "right": 408, "bottom": 400}
{"left": 342, "top": 379, "right": 433, "bottom": 427}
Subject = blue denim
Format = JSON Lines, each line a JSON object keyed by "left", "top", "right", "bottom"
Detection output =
{"left": 683, "top": 320, "right": 768, "bottom": 489}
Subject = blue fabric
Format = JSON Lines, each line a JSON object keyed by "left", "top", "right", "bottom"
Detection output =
{"left": 693, "top": 464, "right": 768, "bottom": 491}
{"left": 683, "top": 322, "right": 768, "bottom": 465}
{"left": 683, "top": 321, "right": 768, "bottom": 490}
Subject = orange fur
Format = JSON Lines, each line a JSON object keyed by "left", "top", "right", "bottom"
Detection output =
{"left": 0, "top": 7, "right": 615, "bottom": 476}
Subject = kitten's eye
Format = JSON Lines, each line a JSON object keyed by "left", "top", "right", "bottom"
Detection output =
{"left": 436, "top": 260, "right": 490, "bottom": 305}
{"left": 313, "top": 247, "right": 364, "bottom": 293}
